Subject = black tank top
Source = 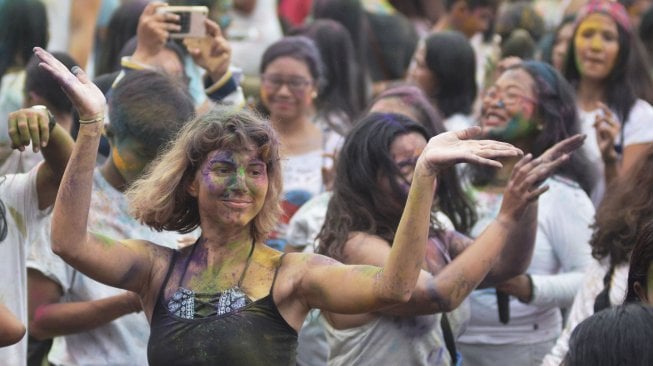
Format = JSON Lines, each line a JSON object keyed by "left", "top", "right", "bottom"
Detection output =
{"left": 147, "top": 247, "right": 298, "bottom": 365}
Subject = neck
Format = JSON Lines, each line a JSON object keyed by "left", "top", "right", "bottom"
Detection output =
{"left": 270, "top": 114, "right": 311, "bottom": 136}
{"left": 577, "top": 78, "right": 606, "bottom": 111}
{"left": 198, "top": 223, "right": 255, "bottom": 258}
{"left": 100, "top": 155, "right": 128, "bottom": 192}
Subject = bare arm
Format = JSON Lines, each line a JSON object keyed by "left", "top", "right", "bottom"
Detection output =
{"left": 0, "top": 303, "right": 25, "bottom": 347}
{"left": 296, "top": 128, "right": 524, "bottom": 314}
{"left": 28, "top": 269, "right": 140, "bottom": 341}
{"left": 68, "top": 0, "right": 102, "bottom": 67}
{"left": 7, "top": 108, "right": 74, "bottom": 209}
{"left": 342, "top": 135, "right": 585, "bottom": 315}
{"left": 34, "top": 48, "right": 158, "bottom": 294}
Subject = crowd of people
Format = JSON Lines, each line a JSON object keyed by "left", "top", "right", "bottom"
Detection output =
{"left": 1, "top": 0, "right": 653, "bottom": 365}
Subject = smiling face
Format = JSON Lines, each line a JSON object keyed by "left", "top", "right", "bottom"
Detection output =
{"left": 260, "top": 56, "right": 316, "bottom": 122}
{"left": 573, "top": 13, "right": 620, "bottom": 83}
{"left": 189, "top": 148, "right": 269, "bottom": 230}
{"left": 481, "top": 68, "right": 538, "bottom": 142}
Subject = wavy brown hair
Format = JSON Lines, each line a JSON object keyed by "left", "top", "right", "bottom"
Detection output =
{"left": 126, "top": 107, "right": 283, "bottom": 243}
{"left": 590, "top": 145, "right": 653, "bottom": 266}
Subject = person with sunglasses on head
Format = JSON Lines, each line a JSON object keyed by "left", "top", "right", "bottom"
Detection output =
{"left": 257, "top": 36, "right": 343, "bottom": 251}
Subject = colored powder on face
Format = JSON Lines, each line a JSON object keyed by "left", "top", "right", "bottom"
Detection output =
{"left": 486, "top": 113, "right": 537, "bottom": 142}
{"left": 112, "top": 147, "right": 142, "bottom": 180}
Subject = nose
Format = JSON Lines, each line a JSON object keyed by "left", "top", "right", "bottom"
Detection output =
{"left": 276, "top": 82, "right": 292, "bottom": 95}
{"left": 229, "top": 168, "right": 248, "bottom": 192}
{"left": 590, "top": 35, "right": 603, "bottom": 50}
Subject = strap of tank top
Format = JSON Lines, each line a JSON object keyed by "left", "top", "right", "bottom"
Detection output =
{"left": 236, "top": 238, "right": 256, "bottom": 288}
{"left": 177, "top": 237, "right": 202, "bottom": 287}
{"left": 270, "top": 253, "right": 287, "bottom": 293}
{"left": 156, "top": 249, "right": 181, "bottom": 303}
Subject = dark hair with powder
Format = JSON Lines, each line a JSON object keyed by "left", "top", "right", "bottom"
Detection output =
{"left": 25, "top": 52, "right": 80, "bottom": 114}
{"left": 318, "top": 113, "right": 430, "bottom": 260}
{"left": 471, "top": 61, "right": 596, "bottom": 195}
{"left": 368, "top": 85, "right": 477, "bottom": 234}
{"left": 109, "top": 69, "right": 195, "bottom": 152}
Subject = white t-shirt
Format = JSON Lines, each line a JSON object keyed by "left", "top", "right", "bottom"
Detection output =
{"left": 459, "top": 176, "right": 595, "bottom": 345}
{"left": 0, "top": 168, "right": 49, "bottom": 365}
{"left": 27, "top": 169, "right": 194, "bottom": 365}
{"left": 579, "top": 99, "right": 653, "bottom": 206}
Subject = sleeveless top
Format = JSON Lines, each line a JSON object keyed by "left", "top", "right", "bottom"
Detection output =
{"left": 147, "top": 243, "right": 298, "bottom": 365}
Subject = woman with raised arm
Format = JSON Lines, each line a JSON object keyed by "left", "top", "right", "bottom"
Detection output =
{"left": 318, "top": 111, "right": 583, "bottom": 366}
{"left": 36, "top": 47, "right": 523, "bottom": 365}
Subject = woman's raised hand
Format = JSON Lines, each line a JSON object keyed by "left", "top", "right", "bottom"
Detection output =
{"left": 500, "top": 134, "right": 586, "bottom": 220}
{"left": 33, "top": 47, "right": 105, "bottom": 120}
{"left": 416, "top": 126, "right": 523, "bottom": 176}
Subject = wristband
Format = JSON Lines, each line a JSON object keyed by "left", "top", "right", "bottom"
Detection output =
{"left": 32, "top": 105, "right": 56, "bottom": 132}
{"left": 518, "top": 274, "right": 535, "bottom": 304}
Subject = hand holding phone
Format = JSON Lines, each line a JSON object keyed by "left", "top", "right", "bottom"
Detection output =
{"left": 156, "top": 5, "right": 208, "bottom": 39}
{"left": 184, "top": 19, "right": 231, "bottom": 82}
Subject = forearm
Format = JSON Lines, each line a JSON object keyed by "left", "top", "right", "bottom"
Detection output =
{"left": 0, "top": 304, "right": 26, "bottom": 346}
{"left": 481, "top": 202, "right": 538, "bottom": 286}
{"left": 379, "top": 171, "right": 435, "bottom": 302}
{"left": 30, "top": 295, "right": 138, "bottom": 340}
{"left": 51, "top": 123, "right": 102, "bottom": 259}
{"left": 36, "top": 124, "right": 75, "bottom": 209}
{"left": 425, "top": 217, "right": 520, "bottom": 311}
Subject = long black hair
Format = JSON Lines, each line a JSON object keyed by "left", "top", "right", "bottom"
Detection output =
{"left": 0, "top": 0, "right": 48, "bottom": 82}
{"left": 289, "top": 19, "right": 362, "bottom": 132}
{"left": 424, "top": 31, "right": 477, "bottom": 118}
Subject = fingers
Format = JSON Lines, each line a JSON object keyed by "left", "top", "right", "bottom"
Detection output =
{"left": 7, "top": 109, "right": 51, "bottom": 152}
{"left": 542, "top": 134, "right": 585, "bottom": 161}
{"left": 204, "top": 18, "right": 222, "bottom": 37}
{"left": 38, "top": 111, "right": 50, "bottom": 148}
{"left": 454, "top": 126, "right": 482, "bottom": 140}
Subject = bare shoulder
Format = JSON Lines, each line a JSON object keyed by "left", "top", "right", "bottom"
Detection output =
{"left": 341, "top": 232, "right": 391, "bottom": 266}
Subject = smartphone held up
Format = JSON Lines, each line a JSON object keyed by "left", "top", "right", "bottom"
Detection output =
{"left": 156, "top": 5, "right": 208, "bottom": 39}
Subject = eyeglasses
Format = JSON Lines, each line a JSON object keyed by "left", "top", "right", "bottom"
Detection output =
{"left": 261, "top": 74, "right": 313, "bottom": 94}
{"left": 484, "top": 86, "right": 537, "bottom": 108}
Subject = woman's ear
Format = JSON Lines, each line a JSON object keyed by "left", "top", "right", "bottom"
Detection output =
{"left": 186, "top": 175, "right": 199, "bottom": 198}
{"left": 634, "top": 281, "right": 649, "bottom": 303}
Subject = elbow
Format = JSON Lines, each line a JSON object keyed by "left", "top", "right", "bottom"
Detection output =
{"left": 0, "top": 324, "right": 26, "bottom": 346}
{"left": 379, "top": 287, "right": 413, "bottom": 305}
{"left": 29, "top": 319, "right": 53, "bottom": 341}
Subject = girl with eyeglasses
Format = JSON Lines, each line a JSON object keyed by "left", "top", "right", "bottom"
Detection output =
{"left": 258, "top": 36, "right": 344, "bottom": 252}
